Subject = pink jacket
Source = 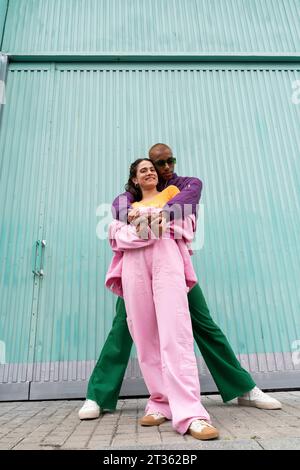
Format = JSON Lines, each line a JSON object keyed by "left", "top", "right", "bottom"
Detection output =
{"left": 105, "top": 211, "right": 198, "bottom": 297}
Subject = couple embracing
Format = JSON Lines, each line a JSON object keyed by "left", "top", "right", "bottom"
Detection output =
{"left": 79, "top": 143, "right": 281, "bottom": 441}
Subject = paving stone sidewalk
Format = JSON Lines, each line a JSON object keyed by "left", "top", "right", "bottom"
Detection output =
{"left": 0, "top": 391, "right": 299, "bottom": 450}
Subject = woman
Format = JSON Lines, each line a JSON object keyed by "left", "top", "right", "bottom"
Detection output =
{"left": 105, "top": 158, "right": 219, "bottom": 440}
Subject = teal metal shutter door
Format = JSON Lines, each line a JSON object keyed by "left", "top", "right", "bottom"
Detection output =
{"left": 0, "top": 64, "right": 55, "bottom": 399}
{"left": 1, "top": 63, "right": 300, "bottom": 400}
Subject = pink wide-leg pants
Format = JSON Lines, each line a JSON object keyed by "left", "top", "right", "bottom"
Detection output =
{"left": 121, "top": 238, "right": 210, "bottom": 434}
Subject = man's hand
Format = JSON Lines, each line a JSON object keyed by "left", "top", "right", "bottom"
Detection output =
{"left": 150, "top": 213, "right": 167, "bottom": 238}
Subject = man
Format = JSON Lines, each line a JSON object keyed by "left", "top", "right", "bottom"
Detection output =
{"left": 79, "top": 143, "right": 281, "bottom": 422}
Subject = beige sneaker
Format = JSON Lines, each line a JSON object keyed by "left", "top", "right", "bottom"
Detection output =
{"left": 238, "top": 386, "right": 282, "bottom": 410}
{"left": 139, "top": 412, "right": 167, "bottom": 426}
{"left": 188, "top": 420, "right": 219, "bottom": 440}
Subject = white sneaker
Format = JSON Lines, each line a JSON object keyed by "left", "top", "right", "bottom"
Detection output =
{"left": 238, "top": 386, "right": 282, "bottom": 410}
{"left": 188, "top": 419, "right": 219, "bottom": 440}
{"left": 78, "top": 399, "right": 101, "bottom": 420}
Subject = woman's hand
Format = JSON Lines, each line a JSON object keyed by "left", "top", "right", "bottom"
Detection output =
{"left": 133, "top": 214, "right": 150, "bottom": 239}
{"left": 129, "top": 208, "right": 167, "bottom": 239}
{"left": 127, "top": 208, "right": 140, "bottom": 224}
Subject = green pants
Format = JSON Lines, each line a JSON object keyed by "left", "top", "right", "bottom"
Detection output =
{"left": 87, "top": 283, "right": 255, "bottom": 410}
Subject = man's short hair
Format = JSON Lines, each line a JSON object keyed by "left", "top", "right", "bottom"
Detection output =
{"left": 148, "top": 143, "right": 172, "bottom": 157}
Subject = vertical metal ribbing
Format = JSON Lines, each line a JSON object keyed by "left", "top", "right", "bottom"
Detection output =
{"left": 0, "top": 53, "right": 8, "bottom": 136}
{"left": 1, "top": 0, "right": 300, "bottom": 55}
{"left": 0, "top": 0, "right": 9, "bottom": 50}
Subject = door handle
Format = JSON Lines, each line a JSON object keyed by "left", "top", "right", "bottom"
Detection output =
{"left": 39, "top": 240, "right": 46, "bottom": 277}
{"left": 32, "top": 240, "right": 46, "bottom": 278}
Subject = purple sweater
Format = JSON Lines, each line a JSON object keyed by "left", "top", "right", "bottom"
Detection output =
{"left": 112, "top": 174, "right": 203, "bottom": 222}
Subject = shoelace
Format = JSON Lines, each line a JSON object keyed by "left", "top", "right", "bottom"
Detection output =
{"left": 83, "top": 399, "right": 98, "bottom": 408}
{"left": 190, "top": 420, "right": 213, "bottom": 431}
{"left": 249, "top": 387, "right": 268, "bottom": 400}
{"left": 147, "top": 412, "right": 165, "bottom": 419}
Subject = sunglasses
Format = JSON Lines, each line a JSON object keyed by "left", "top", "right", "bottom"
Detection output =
{"left": 154, "top": 157, "right": 177, "bottom": 167}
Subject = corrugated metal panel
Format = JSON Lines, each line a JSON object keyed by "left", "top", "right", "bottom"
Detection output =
{"left": 0, "top": 63, "right": 54, "bottom": 399}
{"left": 0, "top": 0, "right": 8, "bottom": 48}
{"left": 1, "top": 63, "right": 300, "bottom": 400}
{"left": 0, "top": 53, "right": 7, "bottom": 125}
{"left": 2, "top": 0, "right": 300, "bottom": 54}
